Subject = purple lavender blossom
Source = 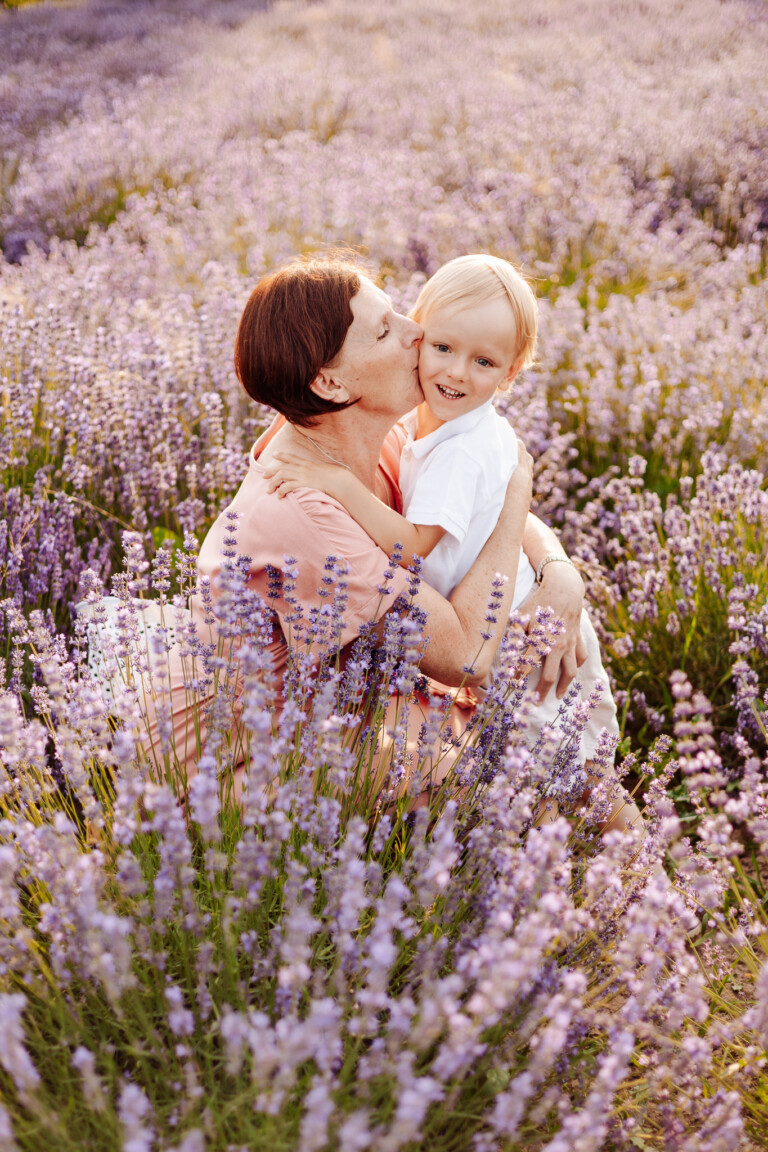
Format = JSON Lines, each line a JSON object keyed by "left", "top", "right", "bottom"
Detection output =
{"left": 0, "top": 1, "right": 767, "bottom": 1147}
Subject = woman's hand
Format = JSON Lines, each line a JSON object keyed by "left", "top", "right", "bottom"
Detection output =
{"left": 516, "top": 559, "right": 587, "bottom": 700}
{"left": 502, "top": 439, "right": 534, "bottom": 513}
{"left": 262, "top": 452, "right": 350, "bottom": 500}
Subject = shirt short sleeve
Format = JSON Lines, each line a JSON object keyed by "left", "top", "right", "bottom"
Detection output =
{"left": 404, "top": 447, "right": 483, "bottom": 545}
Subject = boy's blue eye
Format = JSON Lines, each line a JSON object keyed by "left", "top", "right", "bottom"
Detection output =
{"left": 434, "top": 343, "right": 450, "bottom": 352}
{"left": 477, "top": 358, "right": 493, "bottom": 368}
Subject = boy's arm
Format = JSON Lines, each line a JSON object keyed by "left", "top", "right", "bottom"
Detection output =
{"left": 386, "top": 443, "right": 534, "bottom": 686}
{"left": 263, "top": 452, "right": 446, "bottom": 562}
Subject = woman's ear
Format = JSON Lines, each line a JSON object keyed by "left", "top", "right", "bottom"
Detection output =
{"left": 308, "top": 369, "right": 352, "bottom": 404}
{"left": 498, "top": 355, "right": 525, "bottom": 393}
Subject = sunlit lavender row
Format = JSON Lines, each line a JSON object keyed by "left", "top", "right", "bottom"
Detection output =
{"left": 1, "top": 0, "right": 767, "bottom": 1149}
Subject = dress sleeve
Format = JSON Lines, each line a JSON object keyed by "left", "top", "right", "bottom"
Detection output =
{"left": 403, "top": 447, "right": 483, "bottom": 545}
{"left": 379, "top": 422, "right": 407, "bottom": 513}
{"left": 236, "top": 488, "right": 411, "bottom": 648}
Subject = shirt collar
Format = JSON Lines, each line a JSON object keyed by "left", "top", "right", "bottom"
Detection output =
{"left": 400, "top": 400, "right": 495, "bottom": 459}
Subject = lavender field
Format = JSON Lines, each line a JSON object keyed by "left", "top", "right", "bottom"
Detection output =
{"left": 1, "top": 0, "right": 767, "bottom": 1148}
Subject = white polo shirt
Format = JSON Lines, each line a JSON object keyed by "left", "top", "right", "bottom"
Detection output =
{"left": 398, "top": 401, "right": 537, "bottom": 606}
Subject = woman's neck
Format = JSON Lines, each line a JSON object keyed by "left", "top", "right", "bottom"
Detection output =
{"left": 279, "top": 415, "right": 387, "bottom": 492}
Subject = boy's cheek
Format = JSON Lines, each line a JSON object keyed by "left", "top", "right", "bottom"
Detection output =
{"left": 417, "top": 350, "right": 437, "bottom": 379}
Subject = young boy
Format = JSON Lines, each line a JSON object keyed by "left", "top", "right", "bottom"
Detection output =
{"left": 264, "top": 255, "right": 641, "bottom": 832}
{"left": 266, "top": 255, "right": 538, "bottom": 601}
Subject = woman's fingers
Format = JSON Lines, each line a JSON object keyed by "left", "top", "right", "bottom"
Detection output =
{"left": 505, "top": 440, "right": 533, "bottom": 512}
{"left": 515, "top": 438, "right": 534, "bottom": 480}
{"left": 536, "top": 650, "right": 559, "bottom": 700}
{"left": 556, "top": 651, "right": 579, "bottom": 698}
{"left": 516, "top": 437, "right": 533, "bottom": 464}
{"left": 536, "top": 642, "right": 578, "bottom": 700}
{"left": 575, "top": 632, "right": 588, "bottom": 667}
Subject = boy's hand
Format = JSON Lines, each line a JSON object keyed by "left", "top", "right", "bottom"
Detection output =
{"left": 262, "top": 452, "right": 349, "bottom": 500}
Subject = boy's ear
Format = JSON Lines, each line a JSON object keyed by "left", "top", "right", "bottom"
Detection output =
{"left": 498, "top": 355, "right": 525, "bottom": 393}
{"left": 308, "top": 368, "right": 352, "bottom": 405}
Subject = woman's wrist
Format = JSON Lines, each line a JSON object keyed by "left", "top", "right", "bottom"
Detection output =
{"left": 535, "top": 552, "right": 575, "bottom": 584}
{"left": 539, "top": 556, "right": 585, "bottom": 598}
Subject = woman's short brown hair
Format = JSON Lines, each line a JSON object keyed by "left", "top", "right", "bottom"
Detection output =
{"left": 234, "top": 256, "right": 363, "bottom": 427}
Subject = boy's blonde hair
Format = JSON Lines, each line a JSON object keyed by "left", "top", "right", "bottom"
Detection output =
{"left": 410, "top": 254, "right": 538, "bottom": 369}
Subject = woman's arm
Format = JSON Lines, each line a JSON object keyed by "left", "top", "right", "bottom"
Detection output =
{"left": 264, "top": 451, "right": 446, "bottom": 562}
{"left": 389, "top": 443, "right": 534, "bottom": 687}
{"left": 518, "top": 513, "right": 588, "bottom": 699}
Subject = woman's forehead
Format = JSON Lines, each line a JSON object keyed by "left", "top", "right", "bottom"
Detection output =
{"left": 349, "top": 278, "right": 391, "bottom": 329}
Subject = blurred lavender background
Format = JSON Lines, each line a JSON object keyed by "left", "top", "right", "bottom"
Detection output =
{"left": 1, "top": 1, "right": 268, "bottom": 250}
{"left": 0, "top": 5, "right": 767, "bottom": 1149}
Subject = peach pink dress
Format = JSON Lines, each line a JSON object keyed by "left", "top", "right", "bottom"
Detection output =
{"left": 136, "top": 418, "right": 413, "bottom": 778}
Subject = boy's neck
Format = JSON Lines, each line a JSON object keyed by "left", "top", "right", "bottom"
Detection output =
{"left": 415, "top": 402, "right": 445, "bottom": 440}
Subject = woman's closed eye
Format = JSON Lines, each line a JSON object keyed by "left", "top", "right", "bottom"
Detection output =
{"left": 377, "top": 324, "right": 390, "bottom": 340}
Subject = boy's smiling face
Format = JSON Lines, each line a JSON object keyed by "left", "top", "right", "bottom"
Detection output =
{"left": 417, "top": 296, "right": 522, "bottom": 428}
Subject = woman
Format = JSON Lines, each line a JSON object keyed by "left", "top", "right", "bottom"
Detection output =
{"left": 134, "top": 256, "right": 588, "bottom": 799}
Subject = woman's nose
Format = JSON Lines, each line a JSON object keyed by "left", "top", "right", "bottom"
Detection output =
{"left": 402, "top": 316, "right": 422, "bottom": 345}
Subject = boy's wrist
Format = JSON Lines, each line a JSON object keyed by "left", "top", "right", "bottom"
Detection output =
{"left": 324, "top": 466, "right": 353, "bottom": 500}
